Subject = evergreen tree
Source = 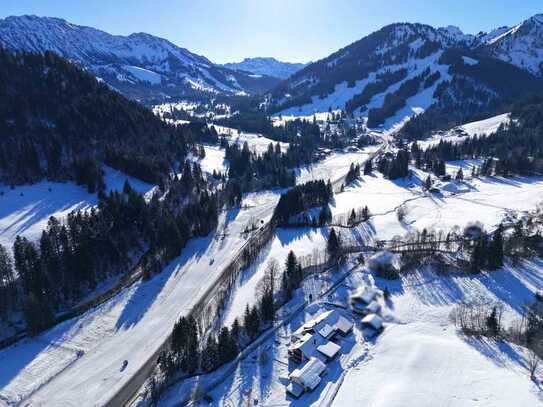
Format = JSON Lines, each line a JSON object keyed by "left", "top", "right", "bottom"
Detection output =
{"left": 424, "top": 175, "right": 432, "bottom": 190}
{"left": 201, "top": 336, "right": 218, "bottom": 372}
{"left": 327, "top": 228, "right": 341, "bottom": 260}
{"left": 488, "top": 225, "right": 504, "bottom": 270}
{"left": 364, "top": 159, "right": 373, "bottom": 175}
{"left": 456, "top": 168, "right": 464, "bottom": 181}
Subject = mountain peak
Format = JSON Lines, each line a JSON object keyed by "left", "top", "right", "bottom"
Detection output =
{"left": 0, "top": 15, "right": 280, "bottom": 101}
{"left": 223, "top": 57, "right": 306, "bottom": 79}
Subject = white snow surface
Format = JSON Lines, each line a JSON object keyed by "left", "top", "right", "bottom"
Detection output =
{"left": 296, "top": 146, "right": 380, "bottom": 185}
{"left": 0, "top": 190, "right": 280, "bottom": 406}
{"left": 418, "top": 113, "right": 511, "bottom": 149}
{"left": 213, "top": 125, "right": 290, "bottom": 155}
{"left": 334, "top": 322, "right": 541, "bottom": 407}
{"left": 0, "top": 167, "right": 153, "bottom": 252}
{"left": 122, "top": 65, "right": 162, "bottom": 84}
{"left": 188, "top": 145, "right": 228, "bottom": 175}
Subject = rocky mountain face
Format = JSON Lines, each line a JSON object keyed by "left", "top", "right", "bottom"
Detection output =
{"left": 223, "top": 57, "right": 305, "bottom": 79}
{"left": 0, "top": 15, "right": 280, "bottom": 104}
{"left": 480, "top": 14, "right": 543, "bottom": 77}
{"left": 268, "top": 16, "right": 543, "bottom": 133}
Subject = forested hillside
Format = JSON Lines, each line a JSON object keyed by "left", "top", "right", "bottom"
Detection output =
{"left": 0, "top": 48, "right": 218, "bottom": 188}
{"left": 0, "top": 48, "right": 223, "bottom": 334}
{"left": 419, "top": 93, "right": 543, "bottom": 175}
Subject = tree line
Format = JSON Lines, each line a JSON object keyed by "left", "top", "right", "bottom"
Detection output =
{"left": 0, "top": 161, "right": 219, "bottom": 335}
{"left": 0, "top": 48, "right": 218, "bottom": 188}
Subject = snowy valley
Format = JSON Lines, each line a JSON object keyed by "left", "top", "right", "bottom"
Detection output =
{"left": 1, "top": 7, "right": 543, "bottom": 407}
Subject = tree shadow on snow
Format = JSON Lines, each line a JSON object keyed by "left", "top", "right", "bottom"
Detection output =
{"left": 0, "top": 313, "right": 83, "bottom": 394}
{"left": 115, "top": 231, "right": 215, "bottom": 330}
{"left": 275, "top": 226, "right": 323, "bottom": 247}
{"left": 477, "top": 261, "right": 542, "bottom": 315}
{"left": 462, "top": 335, "right": 526, "bottom": 370}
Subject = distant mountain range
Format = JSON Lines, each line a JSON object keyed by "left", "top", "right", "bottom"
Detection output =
{"left": 269, "top": 14, "right": 543, "bottom": 132}
{"left": 1, "top": 13, "right": 543, "bottom": 131}
{"left": 0, "top": 15, "right": 281, "bottom": 103}
{"left": 223, "top": 57, "right": 305, "bottom": 79}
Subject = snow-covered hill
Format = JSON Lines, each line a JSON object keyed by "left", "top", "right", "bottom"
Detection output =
{"left": 0, "top": 15, "right": 280, "bottom": 102}
{"left": 482, "top": 14, "right": 543, "bottom": 77}
{"left": 223, "top": 57, "right": 305, "bottom": 79}
{"left": 269, "top": 17, "right": 543, "bottom": 132}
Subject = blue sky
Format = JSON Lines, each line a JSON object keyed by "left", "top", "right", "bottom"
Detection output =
{"left": 1, "top": 0, "right": 542, "bottom": 63}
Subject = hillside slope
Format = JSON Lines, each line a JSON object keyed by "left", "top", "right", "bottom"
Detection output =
{"left": 0, "top": 15, "right": 280, "bottom": 103}
{"left": 0, "top": 48, "right": 217, "bottom": 186}
{"left": 223, "top": 57, "right": 305, "bottom": 79}
{"left": 481, "top": 14, "right": 543, "bottom": 77}
{"left": 269, "top": 18, "right": 543, "bottom": 133}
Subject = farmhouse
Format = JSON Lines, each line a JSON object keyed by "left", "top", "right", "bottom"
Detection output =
{"left": 350, "top": 287, "right": 378, "bottom": 307}
{"left": 288, "top": 309, "right": 352, "bottom": 363}
{"left": 361, "top": 313, "right": 384, "bottom": 331}
{"left": 286, "top": 309, "right": 354, "bottom": 397}
{"left": 351, "top": 298, "right": 381, "bottom": 316}
{"left": 287, "top": 357, "right": 327, "bottom": 397}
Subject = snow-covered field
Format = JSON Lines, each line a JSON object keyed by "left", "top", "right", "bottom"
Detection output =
{"left": 418, "top": 113, "right": 511, "bottom": 149}
{"left": 0, "top": 166, "right": 154, "bottom": 252}
{"left": 296, "top": 146, "right": 380, "bottom": 185}
{"left": 333, "top": 261, "right": 543, "bottom": 407}
{"left": 188, "top": 145, "right": 229, "bottom": 175}
{"left": 212, "top": 125, "right": 290, "bottom": 155}
{"left": 330, "top": 169, "right": 543, "bottom": 241}
{"left": 0, "top": 190, "right": 280, "bottom": 406}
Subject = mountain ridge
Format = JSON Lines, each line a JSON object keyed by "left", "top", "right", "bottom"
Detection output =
{"left": 267, "top": 15, "right": 543, "bottom": 134}
{"left": 223, "top": 57, "right": 306, "bottom": 79}
{"left": 0, "top": 15, "right": 280, "bottom": 103}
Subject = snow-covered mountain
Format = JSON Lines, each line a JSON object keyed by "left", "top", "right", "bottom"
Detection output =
{"left": 481, "top": 14, "right": 543, "bottom": 77}
{"left": 0, "top": 15, "right": 280, "bottom": 103}
{"left": 268, "top": 18, "right": 543, "bottom": 133}
{"left": 223, "top": 57, "right": 305, "bottom": 79}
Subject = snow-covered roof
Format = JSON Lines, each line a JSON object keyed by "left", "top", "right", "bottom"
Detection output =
{"left": 289, "top": 332, "right": 328, "bottom": 361}
{"left": 289, "top": 357, "right": 327, "bottom": 390}
{"left": 366, "top": 301, "right": 381, "bottom": 314}
{"left": 336, "top": 316, "right": 354, "bottom": 334}
{"left": 290, "top": 310, "right": 354, "bottom": 361}
{"left": 368, "top": 251, "right": 397, "bottom": 269}
{"left": 286, "top": 382, "right": 304, "bottom": 398}
{"left": 317, "top": 323, "right": 335, "bottom": 339}
{"left": 351, "top": 288, "right": 378, "bottom": 305}
{"left": 295, "top": 309, "right": 354, "bottom": 340}
{"left": 362, "top": 313, "right": 384, "bottom": 330}
{"left": 317, "top": 341, "right": 341, "bottom": 359}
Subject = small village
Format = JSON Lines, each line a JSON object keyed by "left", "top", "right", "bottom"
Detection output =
{"left": 285, "top": 281, "right": 385, "bottom": 399}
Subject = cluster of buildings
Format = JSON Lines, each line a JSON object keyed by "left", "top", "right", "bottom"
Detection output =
{"left": 349, "top": 287, "right": 384, "bottom": 331}
{"left": 286, "top": 309, "right": 353, "bottom": 398}
{"left": 286, "top": 287, "right": 385, "bottom": 399}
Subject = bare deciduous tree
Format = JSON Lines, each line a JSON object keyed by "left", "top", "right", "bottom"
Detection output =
{"left": 528, "top": 349, "right": 540, "bottom": 380}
